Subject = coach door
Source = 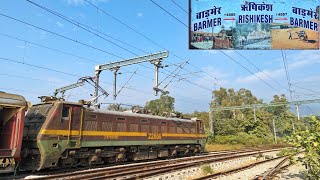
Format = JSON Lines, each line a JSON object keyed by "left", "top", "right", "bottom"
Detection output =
{"left": 62, "top": 104, "right": 83, "bottom": 147}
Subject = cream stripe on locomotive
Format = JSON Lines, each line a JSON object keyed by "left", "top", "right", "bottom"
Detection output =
{"left": 39, "top": 129, "right": 207, "bottom": 138}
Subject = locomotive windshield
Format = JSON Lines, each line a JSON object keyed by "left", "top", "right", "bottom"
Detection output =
{"left": 26, "top": 104, "right": 53, "bottom": 119}
{"left": 24, "top": 103, "right": 53, "bottom": 139}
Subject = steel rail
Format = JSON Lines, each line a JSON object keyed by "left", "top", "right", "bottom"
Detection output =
{"left": 38, "top": 148, "right": 283, "bottom": 180}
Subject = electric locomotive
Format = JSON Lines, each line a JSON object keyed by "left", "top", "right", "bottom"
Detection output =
{"left": 0, "top": 94, "right": 206, "bottom": 173}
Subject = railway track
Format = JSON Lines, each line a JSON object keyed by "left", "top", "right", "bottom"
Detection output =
{"left": 254, "top": 156, "right": 292, "bottom": 180}
{"left": 194, "top": 156, "right": 288, "bottom": 180}
{"left": 24, "top": 148, "right": 283, "bottom": 180}
{"left": 2, "top": 149, "right": 252, "bottom": 180}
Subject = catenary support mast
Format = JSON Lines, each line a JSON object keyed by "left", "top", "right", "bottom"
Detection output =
{"left": 94, "top": 51, "right": 169, "bottom": 107}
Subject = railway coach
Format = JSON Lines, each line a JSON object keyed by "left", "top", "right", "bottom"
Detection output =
{"left": 15, "top": 96, "right": 206, "bottom": 172}
{"left": 0, "top": 92, "right": 28, "bottom": 173}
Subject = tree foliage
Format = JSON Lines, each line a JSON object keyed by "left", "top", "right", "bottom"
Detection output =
{"left": 107, "top": 104, "right": 130, "bottom": 111}
{"left": 207, "top": 88, "right": 298, "bottom": 145}
{"left": 145, "top": 93, "right": 175, "bottom": 115}
{"left": 288, "top": 116, "right": 320, "bottom": 179}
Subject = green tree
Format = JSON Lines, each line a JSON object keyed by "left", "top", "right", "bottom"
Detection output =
{"left": 266, "top": 94, "right": 296, "bottom": 137}
{"left": 145, "top": 93, "right": 175, "bottom": 115}
{"left": 183, "top": 111, "right": 209, "bottom": 129}
{"left": 288, "top": 116, "right": 320, "bottom": 179}
{"left": 107, "top": 104, "right": 130, "bottom": 111}
{"left": 211, "top": 88, "right": 266, "bottom": 137}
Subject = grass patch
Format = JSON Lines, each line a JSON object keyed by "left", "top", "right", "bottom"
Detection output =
{"left": 205, "top": 143, "right": 289, "bottom": 152}
{"left": 201, "top": 164, "right": 214, "bottom": 175}
{"left": 205, "top": 144, "right": 244, "bottom": 152}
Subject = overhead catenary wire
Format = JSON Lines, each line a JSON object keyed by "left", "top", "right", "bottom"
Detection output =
{"left": 0, "top": 32, "right": 100, "bottom": 64}
{"left": 0, "top": 56, "right": 80, "bottom": 77}
{"left": 170, "top": 0, "right": 188, "bottom": 14}
{"left": 0, "top": 3, "right": 217, "bottom": 108}
{"left": 84, "top": 0, "right": 222, "bottom": 88}
{"left": 0, "top": 13, "right": 123, "bottom": 59}
{"left": 25, "top": 0, "right": 150, "bottom": 55}
{"left": 0, "top": 32, "right": 154, "bottom": 81}
{"left": 163, "top": 61, "right": 189, "bottom": 90}
{"left": 149, "top": 0, "right": 188, "bottom": 27}
{"left": 147, "top": 0, "right": 283, "bottom": 94}
{"left": 0, "top": 72, "right": 60, "bottom": 84}
{"left": 291, "top": 84, "right": 320, "bottom": 96}
{"left": 25, "top": 0, "right": 142, "bottom": 56}
{"left": 219, "top": 50, "right": 283, "bottom": 95}
{"left": 2, "top": 1, "right": 281, "bottom": 96}
{"left": 292, "top": 90, "right": 320, "bottom": 99}
{"left": 235, "top": 50, "right": 289, "bottom": 92}
{"left": 158, "top": 60, "right": 188, "bottom": 86}
{"left": 281, "top": 50, "right": 293, "bottom": 100}
{"left": 116, "top": 70, "right": 137, "bottom": 97}
{"left": 0, "top": 56, "right": 200, "bottom": 105}
{"left": 18, "top": 1, "right": 215, "bottom": 92}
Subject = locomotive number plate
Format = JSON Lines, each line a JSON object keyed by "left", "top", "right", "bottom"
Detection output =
{"left": 147, "top": 133, "right": 162, "bottom": 140}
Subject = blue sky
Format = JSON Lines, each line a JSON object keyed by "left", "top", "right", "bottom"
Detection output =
{"left": 0, "top": 0, "right": 320, "bottom": 115}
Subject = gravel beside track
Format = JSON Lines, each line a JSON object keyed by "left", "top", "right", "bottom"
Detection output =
{"left": 278, "top": 162, "right": 306, "bottom": 180}
{"left": 194, "top": 157, "right": 286, "bottom": 180}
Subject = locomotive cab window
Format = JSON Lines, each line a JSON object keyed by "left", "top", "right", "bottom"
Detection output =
{"left": 62, "top": 106, "right": 70, "bottom": 118}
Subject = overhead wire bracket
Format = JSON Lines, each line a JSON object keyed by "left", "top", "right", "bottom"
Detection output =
{"left": 93, "top": 51, "right": 169, "bottom": 107}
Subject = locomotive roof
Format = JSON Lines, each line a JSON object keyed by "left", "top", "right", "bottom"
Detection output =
{"left": 0, "top": 92, "right": 27, "bottom": 107}
{"left": 93, "top": 109, "right": 198, "bottom": 123}
{"left": 35, "top": 100, "right": 200, "bottom": 123}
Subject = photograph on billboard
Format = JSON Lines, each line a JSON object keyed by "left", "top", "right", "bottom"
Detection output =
{"left": 189, "top": 0, "right": 320, "bottom": 50}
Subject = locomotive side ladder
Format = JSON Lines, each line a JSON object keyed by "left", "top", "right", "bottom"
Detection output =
{"left": 66, "top": 106, "right": 84, "bottom": 147}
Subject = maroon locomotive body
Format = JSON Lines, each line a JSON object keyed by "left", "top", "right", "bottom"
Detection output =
{"left": 0, "top": 95, "right": 206, "bottom": 173}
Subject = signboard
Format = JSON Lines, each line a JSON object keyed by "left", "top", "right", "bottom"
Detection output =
{"left": 189, "top": 0, "right": 320, "bottom": 50}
